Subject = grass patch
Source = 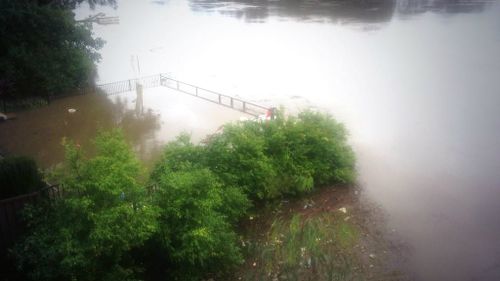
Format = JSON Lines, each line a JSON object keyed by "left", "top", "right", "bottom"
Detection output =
{"left": 240, "top": 213, "right": 361, "bottom": 281}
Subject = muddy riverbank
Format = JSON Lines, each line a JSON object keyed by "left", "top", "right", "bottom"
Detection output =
{"left": 233, "top": 185, "right": 413, "bottom": 280}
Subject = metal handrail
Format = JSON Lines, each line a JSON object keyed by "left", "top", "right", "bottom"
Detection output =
{"left": 159, "top": 74, "right": 268, "bottom": 111}
{"left": 158, "top": 73, "right": 269, "bottom": 117}
{"left": 93, "top": 73, "right": 270, "bottom": 117}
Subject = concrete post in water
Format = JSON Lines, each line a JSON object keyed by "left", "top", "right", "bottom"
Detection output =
{"left": 135, "top": 83, "right": 143, "bottom": 116}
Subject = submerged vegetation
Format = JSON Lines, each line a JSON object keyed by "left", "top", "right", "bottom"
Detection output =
{"left": 10, "top": 111, "right": 356, "bottom": 280}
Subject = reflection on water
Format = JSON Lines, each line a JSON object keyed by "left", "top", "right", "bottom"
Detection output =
{"left": 397, "top": 0, "right": 492, "bottom": 15}
{"left": 189, "top": 0, "right": 493, "bottom": 24}
{"left": 0, "top": 93, "right": 160, "bottom": 167}
{"left": 0, "top": 88, "right": 246, "bottom": 168}
{"left": 189, "top": 0, "right": 396, "bottom": 24}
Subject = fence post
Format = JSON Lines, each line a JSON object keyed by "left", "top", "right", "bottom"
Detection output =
{"left": 195, "top": 87, "right": 198, "bottom": 96}
{"left": 128, "top": 79, "right": 132, "bottom": 91}
{"left": 230, "top": 97, "right": 233, "bottom": 108}
{"left": 243, "top": 101, "right": 246, "bottom": 112}
{"left": 218, "top": 94, "right": 221, "bottom": 104}
{"left": 176, "top": 81, "right": 179, "bottom": 90}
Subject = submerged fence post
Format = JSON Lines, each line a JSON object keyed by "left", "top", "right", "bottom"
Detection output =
{"left": 91, "top": 73, "right": 269, "bottom": 117}
{"left": 135, "top": 83, "right": 143, "bottom": 116}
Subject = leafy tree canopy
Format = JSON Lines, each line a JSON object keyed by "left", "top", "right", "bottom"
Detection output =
{"left": 12, "top": 130, "right": 159, "bottom": 281}
{"left": 0, "top": 0, "right": 107, "bottom": 99}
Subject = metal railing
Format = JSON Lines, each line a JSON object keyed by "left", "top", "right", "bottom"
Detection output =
{"left": 96, "top": 74, "right": 161, "bottom": 95}
{"left": 94, "top": 73, "right": 270, "bottom": 117}
{"left": 158, "top": 74, "right": 269, "bottom": 117}
{"left": 2, "top": 74, "right": 269, "bottom": 115}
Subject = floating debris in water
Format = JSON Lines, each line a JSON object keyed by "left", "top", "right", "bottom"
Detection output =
{"left": 68, "top": 108, "right": 77, "bottom": 113}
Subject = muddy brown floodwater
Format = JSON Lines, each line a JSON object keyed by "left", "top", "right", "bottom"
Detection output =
{"left": 2, "top": 0, "right": 500, "bottom": 280}
{"left": 0, "top": 89, "right": 244, "bottom": 168}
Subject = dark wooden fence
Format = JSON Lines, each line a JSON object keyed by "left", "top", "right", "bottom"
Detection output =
{"left": 0, "top": 185, "right": 62, "bottom": 255}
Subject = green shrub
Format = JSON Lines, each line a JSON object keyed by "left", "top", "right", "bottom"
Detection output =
{"left": 283, "top": 111, "right": 355, "bottom": 186}
{"left": 150, "top": 136, "right": 250, "bottom": 279}
{"left": 0, "top": 156, "right": 45, "bottom": 200}
{"left": 147, "top": 110, "right": 356, "bottom": 279}
{"left": 205, "top": 110, "right": 355, "bottom": 200}
{"left": 11, "top": 130, "right": 159, "bottom": 281}
{"left": 205, "top": 121, "right": 279, "bottom": 200}
{"left": 153, "top": 110, "right": 355, "bottom": 201}
{"left": 12, "top": 109, "right": 356, "bottom": 281}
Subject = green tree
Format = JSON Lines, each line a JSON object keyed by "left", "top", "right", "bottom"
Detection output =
{"left": 0, "top": 0, "right": 104, "bottom": 100}
{"left": 12, "top": 130, "right": 159, "bottom": 281}
{"left": 150, "top": 135, "right": 250, "bottom": 280}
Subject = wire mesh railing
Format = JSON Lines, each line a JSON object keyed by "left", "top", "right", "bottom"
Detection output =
{"left": 96, "top": 74, "right": 161, "bottom": 95}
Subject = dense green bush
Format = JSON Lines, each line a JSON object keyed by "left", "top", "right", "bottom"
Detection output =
{"left": 204, "top": 110, "right": 355, "bottom": 200}
{"left": 145, "top": 110, "right": 355, "bottom": 278}
{"left": 12, "top": 110, "right": 355, "bottom": 281}
{"left": 11, "top": 130, "right": 159, "bottom": 281}
{"left": 0, "top": 156, "right": 44, "bottom": 200}
{"left": 205, "top": 120, "right": 279, "bottom": 199}
{"left": 149, "top": 135, "right": 250, "bottom": 279}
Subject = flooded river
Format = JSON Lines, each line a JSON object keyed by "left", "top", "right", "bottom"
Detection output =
{"left": 1, "top": 0, "right": 500, "bottom": 280}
